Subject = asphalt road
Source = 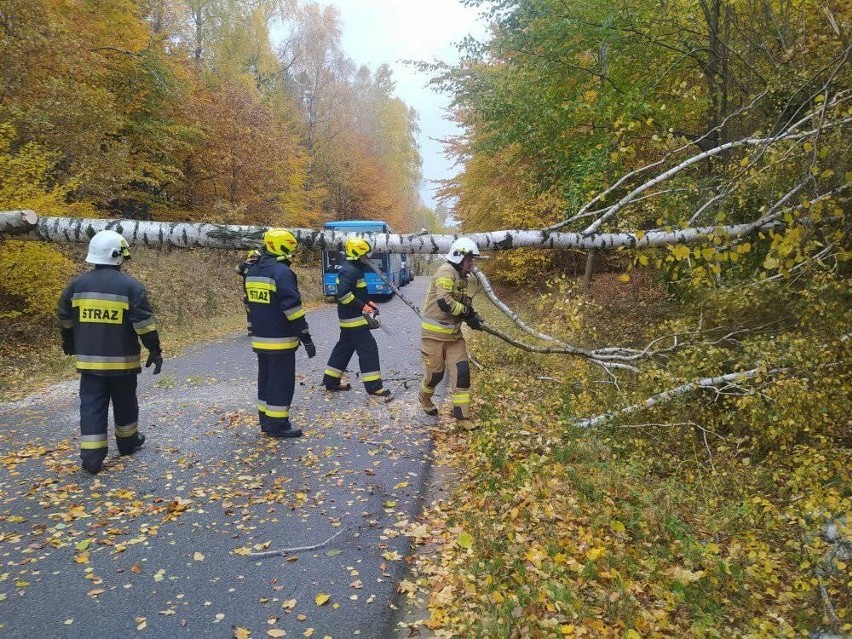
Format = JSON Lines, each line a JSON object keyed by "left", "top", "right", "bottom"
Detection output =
{"left": 0, "top": 277, "right": 434, "bottom": 639}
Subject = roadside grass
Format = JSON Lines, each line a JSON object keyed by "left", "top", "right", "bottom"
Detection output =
{"left": 399, "top": 273, "right": 849, "bottom": 638}
{"left": 0, "top": 247, "right": 324, "bottom": 402}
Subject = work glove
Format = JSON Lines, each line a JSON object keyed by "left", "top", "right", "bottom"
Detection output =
{"left": 299, "top": 330, "right": 316, "bottom": 358}
{"left": 61, "top": 330, "right": 75, "bottom": 356}
{"left": 465, "top": 312, "right": 484, "bottom": 331}
{"left": 362, "top": 302, "right": 379, "bottom": 317}
{"left": 145, "top": 350, "right": 163, "bottom": 375}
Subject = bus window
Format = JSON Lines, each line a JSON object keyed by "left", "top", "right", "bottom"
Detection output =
{"left": 368, "top": 253, "right": 388, "bottom": 271}
{"left": 324, "top": 251, "right": 345, "bottom": 272}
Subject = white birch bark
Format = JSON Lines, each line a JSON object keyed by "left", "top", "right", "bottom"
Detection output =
{"left": 573, "top": 367, "right": 773, "bottom": 428}
{"left": 0, "top": 210, "right": 788, "bottom": 253}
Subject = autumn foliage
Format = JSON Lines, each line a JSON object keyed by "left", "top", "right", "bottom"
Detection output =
{"left": 0, "top": 0, "right": 423, "bottom": 228}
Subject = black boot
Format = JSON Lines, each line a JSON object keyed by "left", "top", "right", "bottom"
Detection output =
{"left": 264, "top": 426, "right": 302, "bottom": 438}
{"left": 118, "top": 433, "right": 146, "bottom": 456}
{"left": 367, "top": 387, "right": 393, "bottom": 401}
{"left": 262, "top": 421, "right": 303, "bottom": 438}
{"left": 81, "top": 459, "right": 103, "bottom": 474}
{"left": 80, "top": 449, "right": 107, "bottom": 475}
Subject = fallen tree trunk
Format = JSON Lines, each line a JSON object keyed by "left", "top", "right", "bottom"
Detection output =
{"left": 0, "top": 210, "right": 785, "bottom": 253}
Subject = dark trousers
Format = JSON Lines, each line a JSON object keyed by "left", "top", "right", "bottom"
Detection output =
{"left": 79, "top": 373, "right": 141, "bottom": 466}
{"left": 257, "top": 351, "right": 296, "bottom": 432}
{"left": 323, "top": 326, "right": 382, "bottom": 392}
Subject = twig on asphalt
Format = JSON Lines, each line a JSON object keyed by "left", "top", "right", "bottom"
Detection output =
{"left": 246, "top": 527, "right": 347, "bottom": 557}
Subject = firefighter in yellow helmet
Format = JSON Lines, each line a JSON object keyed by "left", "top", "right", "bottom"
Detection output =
{"left": 419, "top": 237, "right": 485, "bottom": 420}
{"left": 56, "top": 230, "right": 161, "bottom": 474}
{"left": 322, "top": 237, "right": 392, "bottom": 398}
{"left": 244, "top": 229, "right": 316, "bottom": 437}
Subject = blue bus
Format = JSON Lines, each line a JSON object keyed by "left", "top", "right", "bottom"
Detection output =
{"left": 322, "top": 220, "right": 404, "bottom": 300}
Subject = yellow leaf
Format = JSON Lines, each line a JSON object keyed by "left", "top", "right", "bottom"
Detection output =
{"left": 281, "top": 599, "right": 297, "bottom": 610}
{"left": 234, "top": 628, "right": 251, "bottom": 639}
{"left": 74, "top": 552, "right": 90, "bottom": 564}
{"left": 267, "top": 631, "right": 286, "bottom": 638}
{"left": 671, "top": 244, "right": 691, "bottom": 261}
{"left": 560, "top": 624, "right": 576, "bottom": 635}
{"left": 193, "top": 552, "right": 205, "bottom": 561}
{"left": 626, "top": 631, "right": 642, "bottom": 639}
{"left": 669, "top": 566, "right": 704, "bottom": 584}
{"left": 303, "top": 629, "right": 314, "bottom": 638}
{"left": 586, "top": 547, "right": 605, "bottom": 561}
{"left": 610, "top": 520, "right": 625, "bottom": 533}
{"left": 314, "top": 592, "right": 330, "bottom": 606}
{"left": 763, "top": 256, "right": 779, "bottom": 270}
{"left": 457, "top": 531, "right": 474, "bottom": 549}
{"left": 618, "top": 274, "right": 631, "bottom": 283}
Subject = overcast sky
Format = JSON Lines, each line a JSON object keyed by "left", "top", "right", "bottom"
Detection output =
{"left": 334, "top": 0, "right": 488, "bottom": 209}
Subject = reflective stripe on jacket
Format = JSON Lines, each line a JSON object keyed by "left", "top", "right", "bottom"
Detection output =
{"left": 334, "top": 260, "right": 369, "bottom": 329}
{"left": 245, "top": 253, "right": 306, "bottom": 353}
{"left": 421, "top": 261, "right": 468, "bottom": 342}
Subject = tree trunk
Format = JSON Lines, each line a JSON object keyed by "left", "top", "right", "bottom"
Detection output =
{"left": 0, "top": 211, "right": 785, "bottom": 254}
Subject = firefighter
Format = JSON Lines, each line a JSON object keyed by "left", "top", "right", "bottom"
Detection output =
{"left": 322, "top": 237, "right": 392, "bottom": 399}
{"left": 56, "top": 230, "right": 162, "bottom": 474}
{"left": 236, "top": 249, "right": 261, "bottom": 333}
{"left": 245, "top": 228, "right": 316, "bottom": 438}
{"left": 419, "top": 237, "right": 485, "bottom": 420}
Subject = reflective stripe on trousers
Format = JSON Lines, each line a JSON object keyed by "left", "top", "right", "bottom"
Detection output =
{"left": 79, "top": 373, "right": 141, "bottom": 464}
{"left": 420, "top": 337, "right": 471, "bottom": 418}
{"left": 257, "top": 351, "right": 295, "bottom": 431}
{"left": 323, "top": 325, "right": 383, "bottom": 392}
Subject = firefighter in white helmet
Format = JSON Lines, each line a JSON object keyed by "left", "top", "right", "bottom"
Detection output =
{"left": 56, "top": 229, "right": 162, "bottom": 474}
{"left": 419, "top": 237, "right": 485, "bottom": 421}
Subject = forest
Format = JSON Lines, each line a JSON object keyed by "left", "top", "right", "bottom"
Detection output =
{"left": 1, "top": 0, "right": 850, "bottom": 637}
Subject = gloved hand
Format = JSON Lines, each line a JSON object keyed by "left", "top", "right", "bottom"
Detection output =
{"left": 465, "top": 310, "right": 484, "bottom": 331}
{"left": 61, "top": 330, "right": 75, "bottom": 356}
{"left": 362, "top": 302, "right": 378, "bottom": 316}
{"left": 145, "top": 350, "right": 163, "bottom": 374}
{"left": 299, "top": 330, "right": 316, "bottom": 358}
{"left": 303, "top": 341, "right": 316, "bottom": 358}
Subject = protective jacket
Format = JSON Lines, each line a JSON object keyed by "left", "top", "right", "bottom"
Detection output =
{"left": 244, "top": 253, "right": 308, "bottom": 353}
{"left": 57, "top": 266, "right": 160, "bottom": 375}
{"left": 421, "top": 261, "right": 469, "bottom": 341}
{"left": 334, "top": 260, "right": 370, "bottom": 328}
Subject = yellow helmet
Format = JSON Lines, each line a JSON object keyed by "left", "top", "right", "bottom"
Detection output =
{"left": 345, "top": 237, "right": 372, "bottom": 260}
{"left": 263, "top": 228, "right": 297, "bottom": 258}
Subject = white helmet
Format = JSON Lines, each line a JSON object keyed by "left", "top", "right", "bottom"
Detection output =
{"left": 445, "top": 237, "right": 481, "bottom": 264}
{"left": 86, "top": 230, "right": 131, "bottom": 265}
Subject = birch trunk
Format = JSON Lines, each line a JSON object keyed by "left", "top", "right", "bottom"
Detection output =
{"left": 0, "top": 210, "right": 785, "bottom": 254}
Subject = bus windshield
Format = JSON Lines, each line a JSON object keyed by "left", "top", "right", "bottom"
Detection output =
{"left": 323, "top": 251, "right": 387, "bottom": 273}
